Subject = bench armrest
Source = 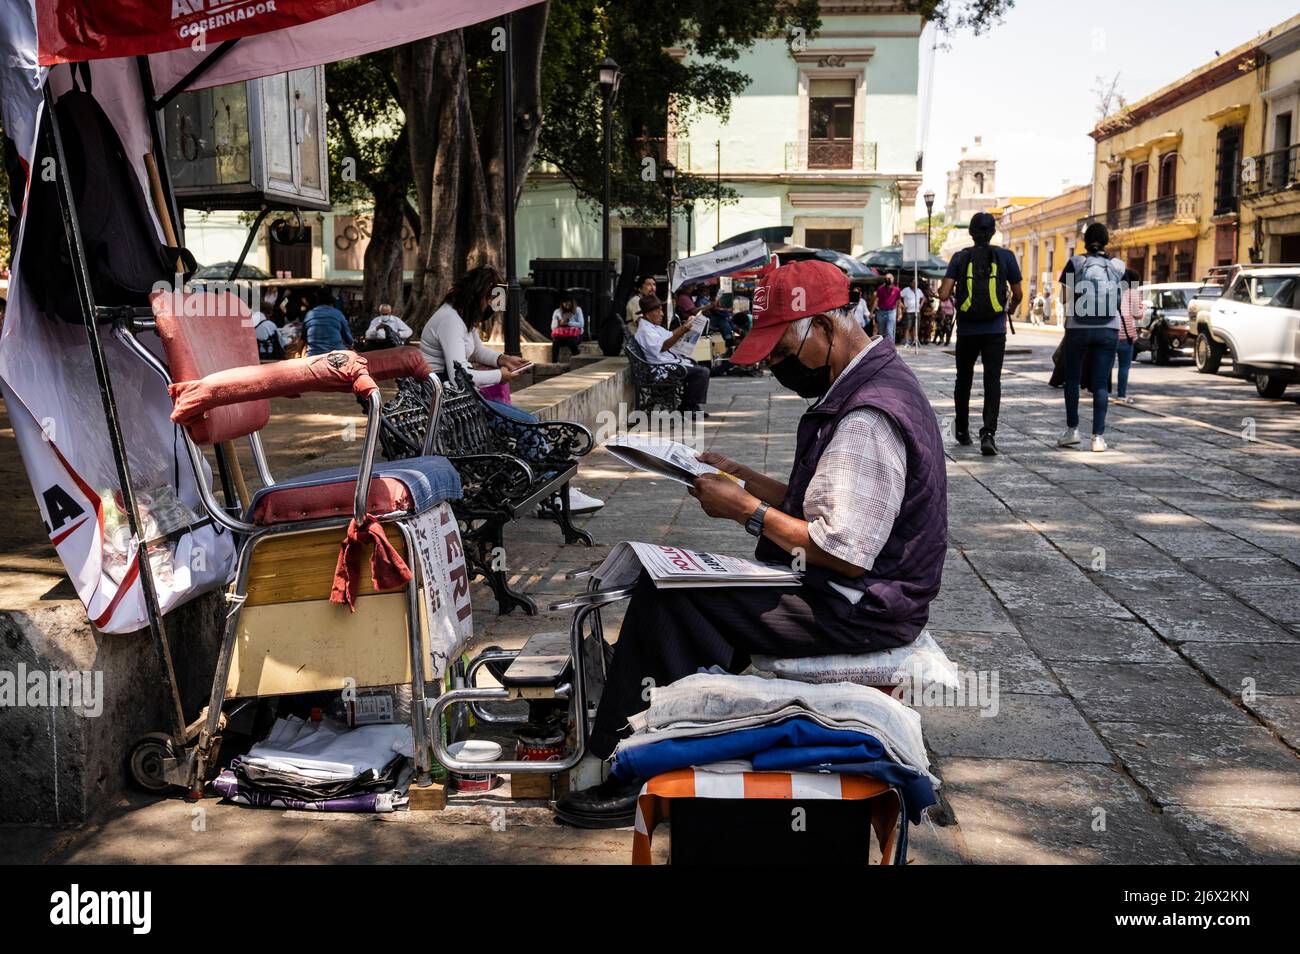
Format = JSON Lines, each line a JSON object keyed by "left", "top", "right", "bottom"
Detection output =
{"left": 486, "top": 414, "right": 595, "bottom": 463}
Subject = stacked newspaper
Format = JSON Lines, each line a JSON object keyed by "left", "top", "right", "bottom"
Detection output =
{"left": 594, "top": 541, "right": 800, "bottom": 589}
{"left": 603, "top": 435, "right": 742, "bottom": 487}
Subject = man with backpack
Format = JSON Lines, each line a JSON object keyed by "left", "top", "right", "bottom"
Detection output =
{"left": 935, "top": 212, "right": 1023, "bottom": 456}
{"left": 1056, "top": 223, "right": 1139, "bottom": 453}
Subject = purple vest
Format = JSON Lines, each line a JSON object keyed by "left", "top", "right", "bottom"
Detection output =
{"left": 756, "top": 337, "right": 947, "bottom": 644}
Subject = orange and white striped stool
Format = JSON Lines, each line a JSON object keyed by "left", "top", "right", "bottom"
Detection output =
{"left": 631, "top": 767, "right": 905, "bottom": 865}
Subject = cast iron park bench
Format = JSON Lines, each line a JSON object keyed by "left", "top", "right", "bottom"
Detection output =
{"left": 378, "top": 365, "right": 595, "bottom": 615}
{"left": 623, "top": 336, "right": 687, "bottom": 414}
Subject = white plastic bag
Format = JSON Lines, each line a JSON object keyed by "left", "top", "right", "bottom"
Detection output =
{"left": 749, "top": 631, "right": 960, "bottom": 694}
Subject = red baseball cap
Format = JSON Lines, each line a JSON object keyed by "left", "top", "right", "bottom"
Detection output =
{"left": 731, "top": 259, "right": 850, "bottom": 365}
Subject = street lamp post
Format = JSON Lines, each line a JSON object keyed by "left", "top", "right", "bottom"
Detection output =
{"left": 598, "top": 58, "right": 618, "bottom": 342}
{"left": 501, "top": 12, "right": 521, "bottom": 356}
{"left": 923, "top": 189, "right": 936, "bottom": 254}
{"left": 662, "top": 161, "right": 676, "bottom": 277}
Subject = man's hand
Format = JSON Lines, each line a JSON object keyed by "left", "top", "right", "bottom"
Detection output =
{"left": 689, "top": 473, "right": 758, "bottom": 523}
{"left": 696, "top": 451, "right": 743, "bottom": 476}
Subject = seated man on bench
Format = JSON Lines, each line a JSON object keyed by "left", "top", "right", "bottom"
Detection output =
{"left": 632, "top": 294, "right": 711, "bottom": 415}
{"left": 556, "top": 260, "right": 948, "bottom": 828}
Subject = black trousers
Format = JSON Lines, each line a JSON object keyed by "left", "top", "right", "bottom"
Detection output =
{"left": 953, "top": 332, "right": 1006, "bottom": 438}
{"left": 680, "top": 363, "right": 711, "bottom": 411}
{"left": 589, "top": 573, "right": 911, "bottom": 758}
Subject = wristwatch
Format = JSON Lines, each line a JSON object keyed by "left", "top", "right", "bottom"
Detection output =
{"left": 745, "top": 502, "right": 771, "bottom": 538}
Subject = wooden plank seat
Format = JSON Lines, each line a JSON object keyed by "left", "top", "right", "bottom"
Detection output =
{"left": 623, "top": 337, "right": 687, "bottom": 413}
{"left": 379, "top": 365, "right": 595, "bottom": 616}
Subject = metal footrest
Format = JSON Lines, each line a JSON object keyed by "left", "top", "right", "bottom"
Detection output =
{"left": 500, "top": 630, "right": 572, "bottom": 693}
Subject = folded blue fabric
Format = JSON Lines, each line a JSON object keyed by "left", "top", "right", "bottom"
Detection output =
{"left": 611, "top": 716, "right": 935, "bottom": 824}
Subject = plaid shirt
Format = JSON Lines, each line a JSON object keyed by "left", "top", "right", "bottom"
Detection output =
{"left": 803, "top": 338, "right": 907, "bottom": 578}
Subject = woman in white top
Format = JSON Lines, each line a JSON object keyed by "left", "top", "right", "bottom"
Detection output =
{"left": 419, "top": 266, "right": 528, "bottom": 388}
{"left": 550, "top": 295, "right": 585, "bottom": 363}
{"left": 418, "top": 266, "right": 603, "bottom": 513}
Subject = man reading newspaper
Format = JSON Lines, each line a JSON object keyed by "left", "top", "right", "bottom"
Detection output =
{"left": 556, "top": 260, "right": 948, "bottom": 828}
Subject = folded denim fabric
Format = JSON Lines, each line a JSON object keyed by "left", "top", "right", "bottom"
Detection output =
{"left": 610, "top": 717, "right": 936, "bottom": 824}
{"left": 623, "top": 673, "right": 929, "bottom": 777}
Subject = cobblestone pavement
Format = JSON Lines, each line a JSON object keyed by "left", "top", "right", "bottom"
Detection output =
{"left": 12, "top": 331, "right": 1299, "bottom": 863}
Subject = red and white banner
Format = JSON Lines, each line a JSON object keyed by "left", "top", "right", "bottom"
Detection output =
{"left": 36, "top": 0, "right": 378, "bottom": 65}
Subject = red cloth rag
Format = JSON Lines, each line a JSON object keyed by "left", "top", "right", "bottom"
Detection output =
{"left": 330, "top": 517, "right": 413, "bottom": 611}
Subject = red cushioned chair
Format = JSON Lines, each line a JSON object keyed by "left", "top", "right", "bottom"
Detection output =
{"left": 114, "top": 290, "right": 460, "bottom": 796}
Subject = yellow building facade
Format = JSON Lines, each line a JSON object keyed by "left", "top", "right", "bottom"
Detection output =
{"left": 1085, "top": 13, "right": 1300, "bottom": 281}
{"left": 1000, "top": 185, "right": 1090, "bottom": 321}
{"left": 1241, "top": 19, "right": 1300, "bottom": 262}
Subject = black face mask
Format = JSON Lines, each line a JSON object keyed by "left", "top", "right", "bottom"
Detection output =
{"left": 770, "top": 321, "right": 833, "bottom": 399}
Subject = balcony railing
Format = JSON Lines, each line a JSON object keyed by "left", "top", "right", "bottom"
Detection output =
{"left": 785, "top": 140, "right": 876, "bottom": 172}
{"left": 1241, "top": 144, "right": 1300, "bottom": 199}
{"left": 1078, "top": 192, "right": 1200, "bottom": 233}
{"left": 634, "top": 137, "right": 691, "bottom": 172}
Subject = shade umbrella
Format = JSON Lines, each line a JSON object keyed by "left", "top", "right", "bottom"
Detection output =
{"left": 859, "top": 245, "right": 949, "bottom": 281}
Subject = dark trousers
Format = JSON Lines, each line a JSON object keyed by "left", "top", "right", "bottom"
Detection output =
{"left": 590, "top": 573, "right": 910, "bottom": 758}
{"left": 680, "top": 362, "right": 711, "bottom": 411}
{"left": 953, "top": 333, "right": 1006, "bottom": 438}
{"left": 1063, "top": 327, "right": 1118, "bottom": 435}
{"left": 551, "top": 338, "right": 580, "bottom": 363}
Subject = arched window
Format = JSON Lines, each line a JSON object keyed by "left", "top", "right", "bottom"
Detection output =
{"left": 974, "top": 171, "right": 985, "bottom": 193}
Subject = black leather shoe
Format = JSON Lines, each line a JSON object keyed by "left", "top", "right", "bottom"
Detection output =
{"left": 980, "top": 431, "right": 998, "bottom": 456}
{"left": 955, "top": 430, "right": 972, "bottom": 446}
{"left": 554, "top": 775, "right": 642, "bottom": 829}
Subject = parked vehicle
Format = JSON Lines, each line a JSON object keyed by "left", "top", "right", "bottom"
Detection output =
{"left": 1192, "top": 264, "right": 1300, "bottom": 398}
{"left": 1135, "top": 282, "right": 1198, "bottom": 364}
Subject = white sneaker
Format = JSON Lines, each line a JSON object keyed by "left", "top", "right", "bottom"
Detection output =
{"left": 567, "top": 488, "right": 605, "bottom": 513}
{"left": 1057, "top": 427, "right": 1081, "bottom": 447}
{"left": 1091, "top": 434, "right": 1108, "bottom": 453}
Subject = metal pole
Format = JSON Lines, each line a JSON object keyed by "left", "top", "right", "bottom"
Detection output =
{"left": 500, "top": 12, "right": 521, "bottom": 356}
{"left": 665, "top": 187, "right": 673, "bottom": 273}
{"left": 600, "top": 84, "right": 612, "bottom": 338}
{"left": 715, "top": 140, "right": 721, "bottom": 245}
{"left": 42, "top": 83, "right": 188, "bottom": 743}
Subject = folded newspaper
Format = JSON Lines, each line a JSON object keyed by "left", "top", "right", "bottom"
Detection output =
{"left": 604, "top": 436, "right": 741, "bottom": 487}
{"left": 594, "top": 541, "right": 800, "bottom": 589}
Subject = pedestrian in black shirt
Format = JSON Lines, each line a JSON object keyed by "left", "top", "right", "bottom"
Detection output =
{"left": 935, "top": 212, "right": 1023, "bottom": 456}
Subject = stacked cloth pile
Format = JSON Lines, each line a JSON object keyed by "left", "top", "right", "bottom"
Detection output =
{"left": 214, "top": 716, "right": 414, "bottom": 813}
{"left": 610, "top": 672, "right": 938, "bottom": 826}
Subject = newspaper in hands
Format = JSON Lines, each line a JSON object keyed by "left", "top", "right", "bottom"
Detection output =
{"left": 670, "top": 314, "right": 709, "bottom": 359}
{"left": 604, "top": 436, "right": 742, "bottom": 487}
{"left": 594, "top": 541, "right": 800, "bottom": 589}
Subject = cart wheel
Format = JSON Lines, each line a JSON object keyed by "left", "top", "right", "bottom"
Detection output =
{"left": 128, "top": 733, "right": 180, "bottom": 793}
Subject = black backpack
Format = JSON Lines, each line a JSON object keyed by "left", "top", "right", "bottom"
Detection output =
{"left": 957, "top": 245, "right": 1009, "bottom": 321}
{"left": 255, "top": 317, "right": 286, "bottom": 360}
{"left": 22, "top": 67, "right": 194, "bottom": 324}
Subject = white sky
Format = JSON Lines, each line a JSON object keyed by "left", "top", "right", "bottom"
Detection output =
{"left": 916, "top": 0, "right": 1299, "bottom": 215}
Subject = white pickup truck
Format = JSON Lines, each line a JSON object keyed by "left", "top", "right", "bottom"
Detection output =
{"left": 1192, "top": 264, "right": 1300, "bottom": 398}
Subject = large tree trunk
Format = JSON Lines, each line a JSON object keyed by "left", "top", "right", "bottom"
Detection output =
{"left": 361, "top": 181, "right": 407, "bottom": 320}
{"left": 395, "top": 7, "right": 550, "bottom": 338}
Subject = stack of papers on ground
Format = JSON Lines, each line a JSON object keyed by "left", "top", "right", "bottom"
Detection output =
{"left": 594, "top": 541, "right": 800, "bottom": 589}
{"left": 242, "top": 715, "right": 413, "bottom": 783}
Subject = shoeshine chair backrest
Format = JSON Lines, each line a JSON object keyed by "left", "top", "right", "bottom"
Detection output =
{"left": 152, "top": 289, "right": 270, "bottom": 445}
